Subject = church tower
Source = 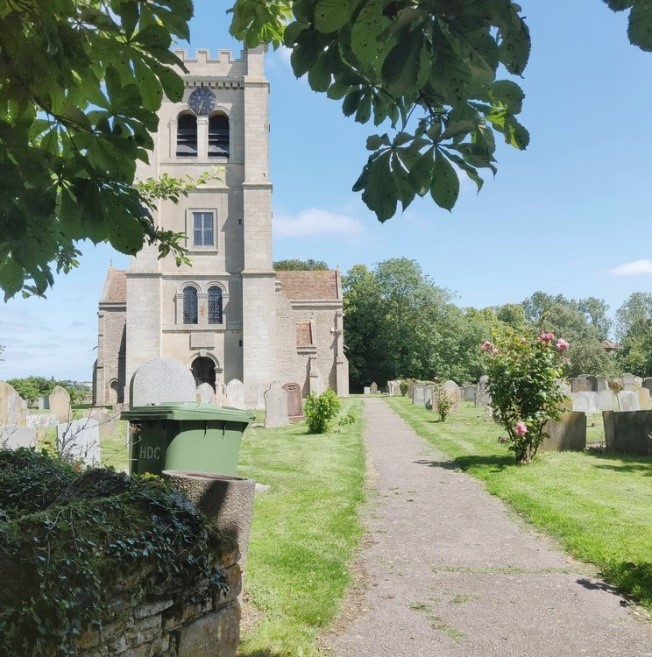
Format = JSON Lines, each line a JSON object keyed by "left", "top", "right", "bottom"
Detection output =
{"left": 124, "top": 46, "right": 275, "bottom": 405}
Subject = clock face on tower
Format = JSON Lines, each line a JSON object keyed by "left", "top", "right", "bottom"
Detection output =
{"left": 188, "top": 87, "right": 216, "bottom": 115}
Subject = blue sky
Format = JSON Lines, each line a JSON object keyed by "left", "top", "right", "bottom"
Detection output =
{"left": 2, "top": 0, "right": 652, "bottom": 381}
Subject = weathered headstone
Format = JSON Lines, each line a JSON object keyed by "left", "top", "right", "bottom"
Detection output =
{"left": 540, "top": 412, "right": 586, "bottom": 452}
{"left": 571, "top": 392, "right": 598, "bottom": 414}
{"left": 264, "top": 381, "right": 289, "bottom": 428}
{"left": 0, "top": 425, "right": 36, "bottom": 450}
{"left": 26, "top": 414, "right": 58, "bottom": 430}
{"left": 412, "top": 384, "right": 427, "bottom": 407}
{"left": 225, "top": 379, "right": 246, "bottom": 410}
{"left": 622, "top": 372, "right": 642, "bottom": 391}
{"left": 130, "top": 357, "right": 196, "bottom": 407}
{"left": 440, "top": 380, "right": 461, "bottom": 413}
{"left": 282, "top": 383, "right": 303, "bottom": 419}
{"left": 617, "top": 390, "right": 640, "bottom": 412}
{"left": 462, "top": 384, "right": 477, "bottom": 403}
{"left": 423, "top": 385, "right": 434, "bottom": 410}
{"left": 637, "top": 387, "right": 652, "bottom": 411}
{"left": 387, "top": 380, "right": 400, "bottom": 396}
{"left": 475, "top": 375, "right": 491, "bottom": 407}
{"left": 596, "top": 390, "right": 617, "bottom": 412}
{"left": 38, "top": 396, "right": 49, "bottom": 410}
{"left": 57, "top": 418, "right": 101, "bottom": 467}
{"left": 594, "top": 376, "right": 608, "bottom": 391}
{"left": 643, "top": 378, "right": 652, "bottom": 394}
{"left": 603, "top": 410, "right": 652, "bottom": 455}
{"left": 363, "top": 386, "right": 371, "bottom": 395}
{"left": 0, "top": 381, "right": 25, "bottom": 427}
{"left": 586, "top": 376, "right": 598, "bottom": 392}
{"left": 48, "top": 385, "right": 71, "bottom": 422}
{"left": 370, "top": 382, "right": 378, "bottom": 394}
{"left": 196, "top": 383, "right": 215, "bottom": 403}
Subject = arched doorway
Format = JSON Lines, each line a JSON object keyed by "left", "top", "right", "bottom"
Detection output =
{"left": 191, "top": 356, "right": 216, "bottom": 390}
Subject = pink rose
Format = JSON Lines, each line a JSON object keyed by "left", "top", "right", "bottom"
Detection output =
{"left": 539, "top": 332, "right": 555, "bottom": 345}
{"left": 491, "top": 347, "right": 499, "bottom": 355}
{"left": 481, "top": 341, "right": 493, "bottom": 352}
{"left": 556, "top": 338, "right": 569, "bottom": 352}
{"left": 514, "top": 421, "right": 528, "bottom": 436}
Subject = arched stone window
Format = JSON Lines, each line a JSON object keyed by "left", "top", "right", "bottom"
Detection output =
{"left": 176, "top": 113, "right": 197, "bottom": 156}
{"left": 208, "top": 286, "right": 223, "bottom": 324}
{"left": 183, "top": 286, "right": 198, "bottom": 324}
{"left": 208, "top": 113, "right": 229, "bottom": 158}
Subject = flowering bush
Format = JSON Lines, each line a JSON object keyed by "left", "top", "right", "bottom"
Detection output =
{"left": 482, "top": 330, "right": 569, "bottom": 464}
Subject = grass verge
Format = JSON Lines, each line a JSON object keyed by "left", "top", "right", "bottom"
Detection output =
{"left": 236, "top": 398, "right": 366, "bottom": 657}
{"left": 386, "top": 396, "right": 652, "bottom": 610}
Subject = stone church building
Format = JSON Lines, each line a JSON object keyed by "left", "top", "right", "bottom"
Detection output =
{"left": 92, "top": 47, "right": 348, "bottom": 408}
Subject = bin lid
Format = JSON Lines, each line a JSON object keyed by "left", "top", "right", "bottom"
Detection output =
{"left": 121, "top": 402, "right": 255, "bottom": 423}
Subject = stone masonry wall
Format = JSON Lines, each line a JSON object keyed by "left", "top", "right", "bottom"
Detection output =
{"left": 76, "top": 544, "right": 242, "bottom": 657}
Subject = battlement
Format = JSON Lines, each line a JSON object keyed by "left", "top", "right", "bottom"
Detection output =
{"left": 173, "top": 46, "right": 265, "bottom": 79}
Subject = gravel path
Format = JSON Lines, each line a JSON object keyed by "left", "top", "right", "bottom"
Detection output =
{"left": 322, "top": 398, "right": 652, "bottom": 657}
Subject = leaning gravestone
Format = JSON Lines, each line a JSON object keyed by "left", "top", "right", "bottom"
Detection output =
{"left": 475, "top": 375, "right": 491, "bottom": 407}
{"left": 225, "top": 379, "right": 246, "bottom": 410}
{"left": 0, "top": 381, "right": 25, "bottom": 426}
{"left": 196, "top": 382, "right": 214, "bottom": 403}
{"left": 0, "top": 425, "right": 36, "bottom": 450}
{"left": 264, "top": 381, "right": 289, "bottom": 429}
{"left": 130, "top": 357, "right": 196, "bottom": 407}
{"left": 48, "top": 386, "right": 71, "bottom": 422}
{"left": 57, "top": 418, "right": 101, "bottom": 467}
{"left": 370, "top": 382, "right": 379, "bottom": 394}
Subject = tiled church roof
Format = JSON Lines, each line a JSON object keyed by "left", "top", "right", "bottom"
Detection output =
{"left": 275, "top": 270, "right": 339, "bottom": 300}
{"left": 101, "top": 268, "right": 127, "bottom": 304}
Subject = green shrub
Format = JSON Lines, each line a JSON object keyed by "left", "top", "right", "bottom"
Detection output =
{"left": 304, "top": 389, "right": 342, "bottom": 433}
{"left": 399, "top": 380, "right": 409, "bottom": 396}
{"left": 435, "top": 386, "right": 454, "bottom": 422}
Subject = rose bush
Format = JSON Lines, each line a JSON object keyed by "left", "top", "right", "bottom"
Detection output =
{"left": 482, "top": 330, "right": 569, "bottom": 464}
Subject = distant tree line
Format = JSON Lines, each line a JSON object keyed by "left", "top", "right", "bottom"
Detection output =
{"left": 7, "top": 376, "right": 87, "bottom": 406}
{"left": 342, "top": 257, "right": 652, "bottom": 392}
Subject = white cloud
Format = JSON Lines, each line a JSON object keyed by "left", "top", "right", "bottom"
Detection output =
{"left": 274, "top": 207, "right": 366, "bottom": 238}
{"left": 609, "top": 259, "right": 652, "bottom": 276}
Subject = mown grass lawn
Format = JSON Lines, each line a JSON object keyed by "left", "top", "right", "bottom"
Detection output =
{"left": 386, "top": 396, "right": 652, "bottom": 610}
{"left": 236, "top": 398, "right": 366, "bottom": 657}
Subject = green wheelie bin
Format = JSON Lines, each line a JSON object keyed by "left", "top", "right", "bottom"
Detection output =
{"left": 121, "top": 402, "right": 255, "bottom": 476}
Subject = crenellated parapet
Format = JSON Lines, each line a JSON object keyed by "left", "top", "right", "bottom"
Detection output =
{"left": 173, "top": 46, "right": 264, "bottom": 81}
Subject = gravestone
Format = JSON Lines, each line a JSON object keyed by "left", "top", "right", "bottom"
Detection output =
{"left": 0, "top": 381, "right": 25, "bottom": 427}
{"left": 570, "top": 376, "right": 592, "bottom": 393}
{"left": 282, "top": 383, "right": 303, "bottom": 419}
{"left": 462, "top": 384, "right": 477, "bottom": 403}
{"left": 48, "top": 386, "right": 71, "bottom": 422}
{"left": 386, "top": 380, "right": 399, "bottom": 396}
{"left": 571, "top": 392, "right": 598, "bottom": 414}
{"left": 38, "top": 396, "right": 49, "bottom": 410}
{"left": 586, "top": 376, "right": 598, "bottom": 392}
{"left": 596, "top": 390, "right": 616, "bottom": 412}
{"left": 643, "top": 378, "right": 652, "bottom": 394}
{"left": 57, "top": 418, "right": 101, "bottom": 467}
{"left": 264, "top": 381, "right": 289, "bottom": 428}
{"left": 225, "top": 379, "right": 246, "bottom": 410}
{"left": 603, "top": 410, "right": 652, "bottom": 455}
{"left": 440, "top": 380, "right": 461, "bottom": 413}
{"left": 407, "top": 380, "right": 416, "bottom": 399}
{"left": 130, "top": 357, "right": 196, "bottom": 407}
{"left": 196, "top": 383, "right": 215, "bottom": 403}
{"left": 363, "top": 386, "right": 371, "bottom": 395}
{"left": 423, "top": 385, "right": 434, "bottom": 410}
{"left": 540, "top": 412, "right": 586, "bottom": 452}
{"left": 0, "top": 425, "right": 36, "bottom": 450}
{"left": 594, "top": 376, "right": 608, "bottom": 391}
{"left": 370, "top": 382, "right": 378, "bottom": 395}
{"left": 26, "top": 414, "right": 58, "bottom": 430}
{"left": 475, "top": 376, "right": 491, "bottom": 407}
{"left": 617, "top": 390, "right": 640, "bottom": 412}
{"left": 622, "top": 372, "right": 642, "bottom": 391}
{"left": 412, "top": 384, "right": 427, "bottom": 407}
{"left": 637, "top": 387, "right": 652, "bottom": 411}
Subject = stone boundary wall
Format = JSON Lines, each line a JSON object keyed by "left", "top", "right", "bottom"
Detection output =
{"left": 77, "top": 545, "right": 241, "bottom": 657}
